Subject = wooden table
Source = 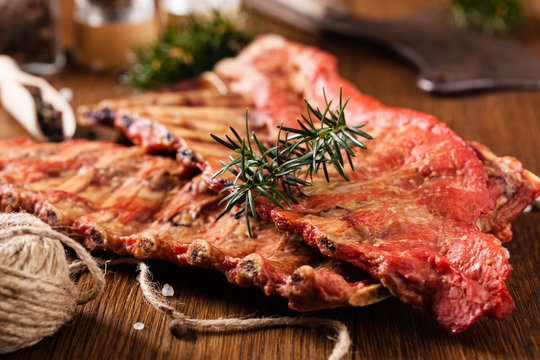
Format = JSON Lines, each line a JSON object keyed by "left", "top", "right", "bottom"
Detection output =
{"left": 2, "top": 2, "right": 540, "bottom": 359}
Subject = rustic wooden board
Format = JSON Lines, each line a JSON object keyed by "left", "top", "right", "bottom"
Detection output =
{"left": 2, "top": 2, "right": 540, "bottom": 359}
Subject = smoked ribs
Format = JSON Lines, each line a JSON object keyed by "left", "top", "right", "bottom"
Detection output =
{"left": 10, "top": 35, "right": 540, "bottom": 332}
{"left": 0, "top": 138, "right": 388, "bottom": 311}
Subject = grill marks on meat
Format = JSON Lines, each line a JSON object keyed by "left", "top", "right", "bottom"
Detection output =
{"left": 0, "top": 139, "right": 191, "bottom": 245}
{"left": 114, "top": 105, "right": 262, "bottom": 172}
{"left": 0, "top": 138, "right": 388, "bottom": 311}
{"left": 78, "top": 76, "right": 248, "bottom": 128}
{"left": 78, "top": 75, "right": 272, "bottom": 189}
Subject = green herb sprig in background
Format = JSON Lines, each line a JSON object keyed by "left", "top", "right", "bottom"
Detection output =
{"left": 129, "top": 12, "right": 251, "bottom": 90}
{"left": 211, "top": 89, "right": 372, "bottom": 236}
{"left": 451, "top": 0, "right": 525, "bottom": 33}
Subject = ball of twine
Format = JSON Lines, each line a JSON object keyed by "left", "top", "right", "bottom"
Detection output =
{"left": 0, "top": 213, "right": 105, "bottom": 354}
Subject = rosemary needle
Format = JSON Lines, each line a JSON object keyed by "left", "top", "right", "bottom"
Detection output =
{"left": 211, "top": 88, "right": 372, "bottom": 237}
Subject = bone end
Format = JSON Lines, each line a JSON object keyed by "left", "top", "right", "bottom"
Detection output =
{"left": 235, "top": 253, "right": 265, "bottom": 287}
{"left": 348, "top": 283, "right": 391, "bottom": 307}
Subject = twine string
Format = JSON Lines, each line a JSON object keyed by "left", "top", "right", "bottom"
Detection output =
{"left": 0, "top": 213, "right": 351, "bottom": 359}
{"left": 0, "top": 213, "right": 105, "bottom": 354}
{"left": 0, "top": 226, "right": 105, "bottom": 304}
{"left": 135, "top": 261, "right": 351, "bottom": 360}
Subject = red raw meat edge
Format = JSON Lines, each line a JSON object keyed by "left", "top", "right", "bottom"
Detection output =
{"left": 213, "top": 35, "right": 540, "bottom": 333}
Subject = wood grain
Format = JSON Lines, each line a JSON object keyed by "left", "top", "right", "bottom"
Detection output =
{"left": 2, "top": 1, "right": 540, "bottom": 359}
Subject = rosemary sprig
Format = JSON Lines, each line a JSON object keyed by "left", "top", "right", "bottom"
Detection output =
{"left": 211, "top": 89, "right": 372, "bottom": 237}
{"left": 129, "top": 11, "right": 251, "bottom": 89}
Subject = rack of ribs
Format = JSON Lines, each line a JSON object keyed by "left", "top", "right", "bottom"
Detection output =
{"left": 36, "top": 35, "right": 540, "bottom": 332}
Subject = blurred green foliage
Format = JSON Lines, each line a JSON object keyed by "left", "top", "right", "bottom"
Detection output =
{"left": 129, "top": 12, "right": 252, "bottom": 90}
{"left": 451, "top": 0, "right": 525, "bottom": 33}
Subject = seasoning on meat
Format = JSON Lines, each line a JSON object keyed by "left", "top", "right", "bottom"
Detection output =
{"left": 0, "top": 138, "right": 388, "bottom": 311}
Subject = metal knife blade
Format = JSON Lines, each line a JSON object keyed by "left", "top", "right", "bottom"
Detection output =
{"left": 245, "top": 0, "right": 540, "bottom": 94}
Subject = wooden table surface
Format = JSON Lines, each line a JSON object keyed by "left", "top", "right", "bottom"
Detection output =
{"left": 2, "top": 2, "right": 540, "bottom": 359}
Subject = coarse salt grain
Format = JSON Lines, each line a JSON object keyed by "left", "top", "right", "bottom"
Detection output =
{"left": 133, "top": 322, "right": 144, "bottom": 330}
{"left": 162, "top": 284, "right": 174, "bottom": 297}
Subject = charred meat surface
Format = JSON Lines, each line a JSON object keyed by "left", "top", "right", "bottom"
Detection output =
{"left": 0, "top": 138, "right": 387, "bottom": 311}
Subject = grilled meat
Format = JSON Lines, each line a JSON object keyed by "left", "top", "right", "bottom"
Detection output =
{"left": 0, "top": 138, "right": 388, "bottom": 311}
{"left": 77, "top": 35, "right": 540, "bottom": 332}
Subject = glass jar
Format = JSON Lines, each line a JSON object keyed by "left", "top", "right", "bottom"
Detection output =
{"left": 73, "top": 0, "right": 158, "bottom": 71}
{"left": 0, "top": 0, "right": 65, "bottom": 74}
